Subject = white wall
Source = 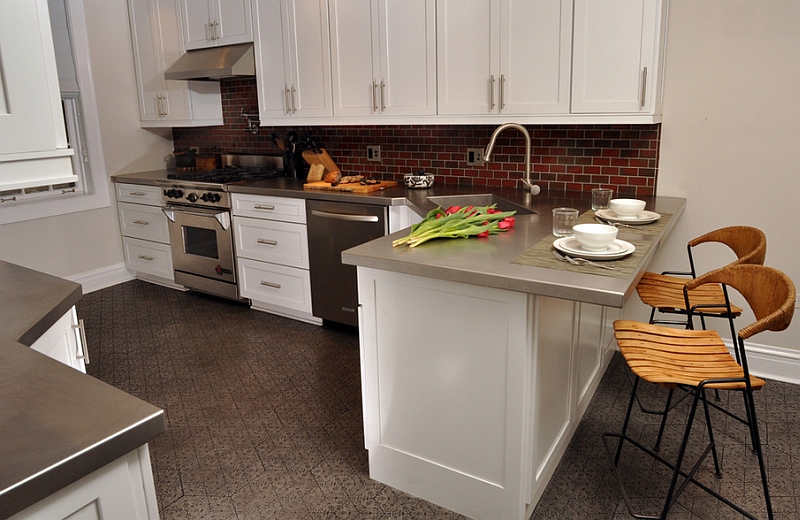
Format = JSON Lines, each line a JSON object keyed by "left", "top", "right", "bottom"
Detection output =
{"left": 634, "top": 0, "right": 800, "bottom": 351}
{"left": 0, "top": 0, "right": 173, "bottom": 279}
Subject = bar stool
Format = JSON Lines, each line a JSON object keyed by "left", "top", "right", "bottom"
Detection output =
{"left": 636, "top": 226, "right": 766, "bottom": 334}
{"left": 604, "top": 264, "right": 795, "bottom": 520}
{"left": 633, "top": 226, "right": 767, "bottom": 449}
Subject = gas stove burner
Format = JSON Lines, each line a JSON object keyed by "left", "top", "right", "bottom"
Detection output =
{"left": 167, "top": 166, "right": 285, "bottom": 184}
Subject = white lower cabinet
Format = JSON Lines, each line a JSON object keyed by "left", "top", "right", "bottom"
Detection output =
{"left": 30, "top": 306, "right": 87, "bottom": 373}
{"left": 356, "top": 267, "right": 618, "bottom": 519}
{"left": 231, "top": 194, "right": 320, "bottom": 324}
{"left": 115, "top": 183, "right": 180, "bottom": 288}
{"left": 10, "top": 445, "right": 159, "bottom": 520}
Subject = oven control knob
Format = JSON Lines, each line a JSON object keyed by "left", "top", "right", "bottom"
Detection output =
{"left": 186, "top": 193, "right": 198, "bottom": 203}
{"left": 164, "top": 189, "right": 183, "bottom": 199}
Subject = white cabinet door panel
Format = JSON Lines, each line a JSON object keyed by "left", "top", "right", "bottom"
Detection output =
{"left": 29, "top": 307, "right": 87, "bottom": 373}
{"left": 572, "top": 0, "right": 660, "bottom": 113}
{"left": 436, "top": 0, "right": 498, "bottom": 115}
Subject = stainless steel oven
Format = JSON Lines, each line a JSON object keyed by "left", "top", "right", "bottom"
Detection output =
{"left": 163, "top": 204, "right": 238, "bottom": 299}
{"left": 159, "top": 153, "right": 285, "bottom": 300}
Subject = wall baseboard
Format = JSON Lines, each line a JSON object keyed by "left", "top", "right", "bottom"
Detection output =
{"left": 66, "top": 263, "right": 134, "bottom": 293}
{"left": 725, "top": 339, "right": 800, "bottom": 386}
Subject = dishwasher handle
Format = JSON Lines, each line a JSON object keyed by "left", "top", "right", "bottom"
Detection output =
{"left": 310, "top": 209, "right": 379, "bottom": 223}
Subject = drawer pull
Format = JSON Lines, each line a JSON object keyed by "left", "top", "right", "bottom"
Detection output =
{"left": 129, "top": 192, "right": 146, "bottom": 197}
{"left": 254, "top": 204, "right": 276, "bottom": 211}
{"left": 257, "top": 238, "right": 278, "bottom": 246}
{"left": 260, "top": 281, "right": 281, "bottom": 289}
{"left": 137, "top": 255, "right": 154, "bottom": 261}
{"left": 133, "top": 220, "right": 150, "bottom": 225}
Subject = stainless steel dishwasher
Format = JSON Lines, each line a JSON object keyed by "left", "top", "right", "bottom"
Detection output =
{"left": 306, "top": 199, "right": 388, "bottom": 326}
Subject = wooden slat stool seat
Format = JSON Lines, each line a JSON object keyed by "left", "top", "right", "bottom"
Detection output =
{"left": 605, "top": 264, "right": 795, "bottom": 520}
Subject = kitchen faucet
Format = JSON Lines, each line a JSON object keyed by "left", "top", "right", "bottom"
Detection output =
{"left": 484, "top": 123, "right": 541, "bottom": 195}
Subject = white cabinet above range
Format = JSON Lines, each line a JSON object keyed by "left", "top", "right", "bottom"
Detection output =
{"left": 180, "top": 0, "right": 253, "bottom": 49}
{"left": 127, "top": 0, "right": 223, "bottom": 127}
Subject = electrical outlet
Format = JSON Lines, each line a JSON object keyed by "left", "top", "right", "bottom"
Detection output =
{"left": 367, "top": 145, "right": 381, "bottom": 162}
{"left": 467, "top": 148, "right": 484, "bottom": 166}
{"left": 190, "top": 147, "right": 199, "bottom": 154}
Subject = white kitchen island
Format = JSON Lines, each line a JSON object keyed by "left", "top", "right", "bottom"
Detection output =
{"left": 343, "top": 195, "right": 685, "bottom": 520}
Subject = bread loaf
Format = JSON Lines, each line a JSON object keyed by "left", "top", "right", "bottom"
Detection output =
{"left": 323, "top": 171, "right": 342, "bottom": 185}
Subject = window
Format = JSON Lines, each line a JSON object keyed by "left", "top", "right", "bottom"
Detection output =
{"left": 0, "top": 0, "right": 109, "bottom": 224}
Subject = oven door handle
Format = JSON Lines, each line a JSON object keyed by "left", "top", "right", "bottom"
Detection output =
{"left": 162, "top": 207, "right": 231, "bottom": 230}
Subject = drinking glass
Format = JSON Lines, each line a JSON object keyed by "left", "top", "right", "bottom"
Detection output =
{"left": 552, "top": 207, "right": 579, "bottom": 237}
{"left": 591, "top": 188, "right": 614, "bottom": 211}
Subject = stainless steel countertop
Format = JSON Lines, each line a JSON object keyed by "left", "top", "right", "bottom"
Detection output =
{"left": 0, "top": 261, "right": 166, "bottom": 518}
{"left": 111, "top": 170, "right": 685, "bottom": 307}
{"left": 342, "top": 195, "right": 686, "bottom": 308}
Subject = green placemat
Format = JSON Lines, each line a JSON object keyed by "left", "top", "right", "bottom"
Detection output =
{"left": 509, "top": 211, "right": 672, "bottom": 279}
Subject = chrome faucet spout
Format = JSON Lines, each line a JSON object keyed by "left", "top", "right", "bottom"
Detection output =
{"left": 484, "top": 122, "right": 540, "bottom": 195}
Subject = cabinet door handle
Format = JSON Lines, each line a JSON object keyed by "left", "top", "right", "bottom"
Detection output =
{"left": 284, "top": 87, "right": 292, "bottom": 114}
{"left": 380, "top": 81, "right": 386, "bottom": 111}
{"left": 640, "top": 67, "right": 648, "bottom": 108}
{"left": 257, "top": 238, "right": 278, "bottom": 246}
{"left": 310, "top": 209, "right": 379, "bottom": 222}
{"left": 206, "top": 22, "right": 212, "bottom": 41}
{"left": 500, "top": 74, "right": 506, "bottom": 110}
{"left": 133, "top": 220, "right": 150, "bottom": 225}
{"left": 156, "top": 95, "right": 162, "bottom": 117}
{"left": 260, "top": 280, "right": 281, "bottom": 289}
{"left": 137, "top": 255, "right": 154, "bottom": 261}
{"left": 74, "top": 318, "right": 90, "bottom": 365}
{"left": 254, "top": 204, "right": 275, "bottom": 211}
{"left": 372, "top": 81, "right": 378, "bottom": 112}
{"left": 213, "top": 21, "right": 220, "bottom": 41}
{"left": 291, "top": 86, "right": 297, "bottom": 113}
{"left": 490, "top": 75, "right": 496, "bottom": 110}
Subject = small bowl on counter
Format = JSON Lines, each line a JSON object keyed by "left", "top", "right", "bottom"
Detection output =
{"left": 404, "top": 170, "right": 434, "bottom": 189}
{"left": 572, "top": 223, "right": 618, "bottom": 252}
{"left": 609, "top": 198, "right": 646, "bottom": 219}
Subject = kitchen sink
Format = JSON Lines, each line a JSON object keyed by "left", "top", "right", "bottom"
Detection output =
{"left": 426, "top": 194, "right": 535, "bottom": 215}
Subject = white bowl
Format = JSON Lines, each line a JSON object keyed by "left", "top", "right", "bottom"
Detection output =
{"left": 403, "top": 173, "right": 434, "bottom": 189}
{"left": 572, "top": 223, "right": 618, "bottom": 252}
{"left": 609, "top": 198, "right": 646, "bottom": 219}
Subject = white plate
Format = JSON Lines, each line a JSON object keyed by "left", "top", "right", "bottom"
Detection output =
{"left": 553, "top": 237, "right": 635, "bottom": 260}
{"left": 595, "top": 208, "right": 661, "bottom": 224}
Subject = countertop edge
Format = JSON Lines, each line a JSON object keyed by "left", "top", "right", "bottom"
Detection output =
{"left": 0, "top": 261, "right": 166, "bottom": 519}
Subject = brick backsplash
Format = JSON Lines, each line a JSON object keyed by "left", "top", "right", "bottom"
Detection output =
{"left": 173, "top": 78, "right": 660, "bottom": 197}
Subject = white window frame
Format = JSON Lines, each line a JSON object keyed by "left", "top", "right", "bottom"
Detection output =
{"left": 0, "top": 0, "right": 109, "bottom": 225}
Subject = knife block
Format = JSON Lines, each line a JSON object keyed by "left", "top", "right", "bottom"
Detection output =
{"left": 302, "top": 149, "right": 340, "bottom": 181}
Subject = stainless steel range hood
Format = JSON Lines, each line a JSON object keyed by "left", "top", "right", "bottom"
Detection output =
{"left": 164, "top": 43, "right": 254, "bottom": 81}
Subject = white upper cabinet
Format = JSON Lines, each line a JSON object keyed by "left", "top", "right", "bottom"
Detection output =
{"left": 329, "top": 0, "right": 436, "bottom": 118}
{"left": 128, "top": 0, "right": 223, "bottom": 127}
{"left": 252, "top": 0, "right": 332, "bottom": 122}
{"left": 571, "top": 0, "right": 665, "bottom": 115}
{"left": 437, "top": 0, "right": 572, "bottom": 116}
{"left": 0, "top": 0, "right": 75, "bottom": 192}
{"left": 181, "top": 0, "right": 253, "bottom": 49}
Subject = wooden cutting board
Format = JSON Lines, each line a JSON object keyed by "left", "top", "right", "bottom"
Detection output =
{"left": 303, "top": 180, "right": 398, "bottom": 193}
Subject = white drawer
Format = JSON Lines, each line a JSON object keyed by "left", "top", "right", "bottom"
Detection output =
{"left": 231, "top": 194, "right": 306, "bottom": 223}
{"left": 122, "top": 237, "right": 174, "bottom": 280}
{"left": 118, "top": 202, "right": 170, "bottom": 243}
{"left": 233, "top": 216, "right": 309, "bottom": 268}
{"left": 115, "top": 183, "right": 163, "bottom": 206}
{"left": 238, "top": 258, "right": 312, "bottom": 314}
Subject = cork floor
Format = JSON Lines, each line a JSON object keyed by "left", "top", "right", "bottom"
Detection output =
{"left": 77, "top": 280, "right": 800, "bottom": 520}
